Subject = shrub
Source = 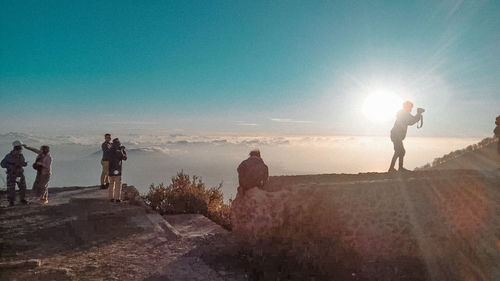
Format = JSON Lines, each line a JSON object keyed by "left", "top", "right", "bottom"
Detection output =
{"left": 144, "top": 171, "right": 232, "bottom": 230}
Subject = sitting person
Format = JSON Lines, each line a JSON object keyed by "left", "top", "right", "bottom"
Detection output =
{"left": 237, "top": 149, "right": 269, "bottom": 194}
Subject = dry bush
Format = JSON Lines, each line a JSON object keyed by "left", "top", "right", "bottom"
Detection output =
{"left": 144, "top": 171, "right": 232, "bottom": 230}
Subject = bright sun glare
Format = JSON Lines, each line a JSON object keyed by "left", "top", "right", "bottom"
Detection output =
{"left": 362, "top": 92, "right": 403, "bottom": 123}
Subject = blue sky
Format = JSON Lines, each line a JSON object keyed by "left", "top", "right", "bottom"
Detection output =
{"left": 1, "top": 0, "right": 499, "bottom": 137}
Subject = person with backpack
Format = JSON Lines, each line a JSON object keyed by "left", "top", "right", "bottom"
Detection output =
{"left": 237, "top": 149, "right": 269, "bottom": 194}
{"left": 495, "top": 115, "right": 500, "bottom": 155}
{"left": 388, "top": 101, "right": 424, "bottom": 172}
{"left": 108, "top": 138, "right": 127, "bottom": 202}
{"left": 1, "top": 140, "right": 28, "bottom": 206}
{"left": 23, "top": 144, "right": 52, "bottom": 204}
{"left": 101, "top": 133, "right": 112, "bottom": 189}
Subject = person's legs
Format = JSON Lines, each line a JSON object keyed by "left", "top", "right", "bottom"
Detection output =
{"left": 390, "top": 140, "right": 405, "bottom": 171}
{"left": 115, "top": 176, "right": 122, "bottom": 201}
{"left": 18, "top": 175, "right": 27, "bottom": 202}
{"left": 33, "top": 172, "right": 42, "bottom": 197}
{"left": 39, "top": 174, "right": 50, "bottom": 203}
{"left": 101, "top": 160, "right": 109, "bottom": 187}
{"left": 7, "top": 174, "right": 16, "bottom": 205}
{"left": 389, "top": 139, "right": 402, "bottom": 171}
{"left": 398, "top": 142, "right": 406, "bottom": 170}
{"left": 389, "top": 152, "right": 398, "bottom": 171}
{"left": 108, "top": 176, "right": 116, "bottom": 199}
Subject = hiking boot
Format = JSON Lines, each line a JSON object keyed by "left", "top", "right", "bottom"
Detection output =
{"left": 398, "top": 167, "right": 411, "bottom": 172}
{"left": 115, "top": 199, "right": 122, "bottom": 203}
{"left": 8, "top": 201, "right": 14, "bottom": 207}
{"left": 20, "top": 199, "right": 28, "bottom": 205}
{"left": 105, "top": 183, "right": 110, "bottom": 188}
{"left": 388, "top": 167, "right": 397, "bottom": 173}
{"left": 100, "top": 184, "right": 106, "bottom": 189}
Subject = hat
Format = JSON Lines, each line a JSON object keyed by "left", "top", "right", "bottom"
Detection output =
{"left": 249, "top": 149, "right": 261, "bottom": 157}
{"left": 12, "top": 140, "right": 23, "bottom": 147}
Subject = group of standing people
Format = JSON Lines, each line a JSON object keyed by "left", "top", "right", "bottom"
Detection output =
{"left": 1, "top": 141, "right": 52, "bottom": 206}
{"left": 2, "top": 105, "right": 498, "bottom": 207}
{"left": 100, "top": 134, "right": 128, "bottom": 203}
{"left": 0, "top": 133, "right": 127, "bottom": 208}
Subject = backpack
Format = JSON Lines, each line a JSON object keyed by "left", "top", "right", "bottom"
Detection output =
{"left": 1, "top": 154, "right": 8, "bottom": 169}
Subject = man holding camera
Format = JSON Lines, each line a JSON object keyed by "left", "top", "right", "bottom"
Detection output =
{"left": 388, "top": 101, "right": 424, "bottom": 172}
{"left": 108, "top": 138, "right": 127, "bottom": 202}
{"left": 1, "top": 141, "right": 28, "bottom": 206}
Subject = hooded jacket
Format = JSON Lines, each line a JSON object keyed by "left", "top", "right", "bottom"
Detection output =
{"left": 108, "top": 142, "right": 127, "bottom": 177}
{"left": 237, "top": 156, "right": 269, "bottom": 190}
{"left": 2, "top": 151, "right": 27, "bottom": 176}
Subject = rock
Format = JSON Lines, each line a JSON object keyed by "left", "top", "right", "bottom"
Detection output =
{"left": 122, "top": 185, "right": 144, "bottom": 206}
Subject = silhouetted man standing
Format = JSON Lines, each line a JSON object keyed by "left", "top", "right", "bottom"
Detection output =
{"left": 389, "top": 101, "right": 423, "bottom": 172}
{"left": 237, "top": 149, "right": 269, "bottom": 193}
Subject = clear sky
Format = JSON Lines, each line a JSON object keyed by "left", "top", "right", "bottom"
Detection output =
{"left": 1, "top": 0, "right": 499, "bottom": 137}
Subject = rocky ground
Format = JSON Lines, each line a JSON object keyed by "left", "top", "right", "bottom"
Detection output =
{"left": 2, "top": 169, "right": 499, "bottom": 281}
{"left": 0, "top": 186, "right": 247, "bottom": 281}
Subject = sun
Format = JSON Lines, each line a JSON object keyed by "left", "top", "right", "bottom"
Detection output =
{"left": 362, "top": 91, "right": 403, "bottom": 123}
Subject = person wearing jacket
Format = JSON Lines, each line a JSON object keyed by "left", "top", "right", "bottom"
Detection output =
{"left": 237, "top": 149, "right": 269, "bottom": 194}
{"left": 1, "top": 141, "right": 28, "bottom": 206}
{"left": 23, "top": 144, "right": 52, "bottom": 204}
{"left": 108, "top": 138, "right": 127, "bottom": 202}
{"left": 388, "top": 101, "right": 423, "bottom": 172}
{"left": 100, "top": 133, "right": 112, "bottom": 189}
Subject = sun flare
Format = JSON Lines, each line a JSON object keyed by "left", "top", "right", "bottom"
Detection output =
{"left": 362, "top": 92, "right": 403, "bottom": 123}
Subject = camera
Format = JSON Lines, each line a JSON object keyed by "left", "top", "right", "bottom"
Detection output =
{"left": 417, "top": 108, "right": 425, "bottom": 114}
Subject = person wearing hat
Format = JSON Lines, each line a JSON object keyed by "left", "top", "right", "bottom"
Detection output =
{"left": 237, "top": 149, "right": 269, "bottom": 194}
{"left": 108, "top": 138, "right": 127, "bottom": 202}
{"left": 0, "top": 140, "right": 28, "bottom": 206}
{"left": 494, "top": 115, "right": 500, "bottom": 155}
{"left": 388, "top": 101, "right": 423, "bottom": 173}
{"left": 23, "top": 144, "right": 52, "bottom": 204}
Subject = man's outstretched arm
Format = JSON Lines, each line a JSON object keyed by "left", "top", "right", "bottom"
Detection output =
{"left": 23, "top": 145, "right": 41, "bottom": 154}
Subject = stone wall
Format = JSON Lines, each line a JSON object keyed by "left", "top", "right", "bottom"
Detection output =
{"left": 231, "top": 170, "right": 500, "bottom": 280}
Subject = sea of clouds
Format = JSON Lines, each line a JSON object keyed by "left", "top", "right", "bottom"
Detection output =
{"left": 0, "top": 132, "right": 480, "bottom": 200}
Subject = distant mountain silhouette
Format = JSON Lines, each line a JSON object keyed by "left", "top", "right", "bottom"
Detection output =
{"left": 417, "top": 137, "right": 499, "bottom": 170}
{"left": 90, "top": 147, "right": 170, "bottom": 157}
